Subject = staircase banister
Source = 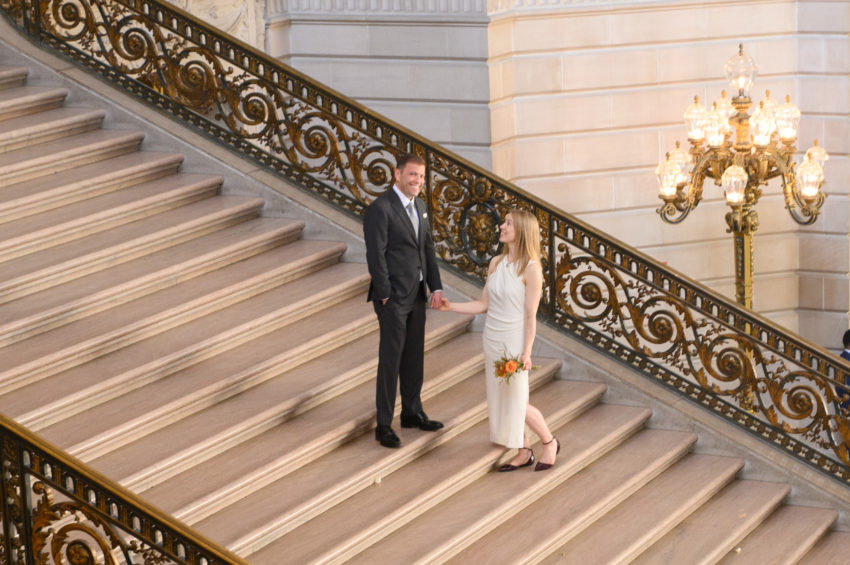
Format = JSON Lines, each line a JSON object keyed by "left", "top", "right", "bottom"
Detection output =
{"left": 0, "top": 411, "right": 248, "bottom": 564}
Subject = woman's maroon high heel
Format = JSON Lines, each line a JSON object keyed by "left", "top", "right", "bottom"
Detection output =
{"left": 498, "top": 447, "right": 534, "bottom": 472}
{"left": 534, "top": 436, "right": 560, "bottom": 472}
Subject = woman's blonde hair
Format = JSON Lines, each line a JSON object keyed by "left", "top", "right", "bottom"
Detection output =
{"left": 499, "top": 208, "right": 541, "bottom": 277}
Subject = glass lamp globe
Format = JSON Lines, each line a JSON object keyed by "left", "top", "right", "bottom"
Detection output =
{"left": 656, "top": 154, "right": 682, "bottom": 198}
{"left": 774, "top": 96, "right": 800, "bottom": 141}
{"left": 805, "top": 139, "right": 829, "bottom": 169}
{"left": 721, "top": 164, "right": 748, "bottom": 204}
{"left": 684, "top": 96, "right": 708, "bottom": 141}
{"left": 797, "top": 158, "right": 824, "bottom": 199}
{"left": 669, "top": 141, "right": 691, "bottom": 185}
{"left": 705, "top": 104, "right": 728, "bottom": 147}
{"left": 725, "top": 44, "right": 758, "bottom": 97}
{"left": 750, "top": 101, "right": 775, "bottom": 147}
{"left": 713, "top": 90, "right": 735, "bottom": 133}
{"left": 714, "top": 90, "right": 735, "bottom": 118}
{"left": 760, "top": 90, "right": 779, "bottom": 119}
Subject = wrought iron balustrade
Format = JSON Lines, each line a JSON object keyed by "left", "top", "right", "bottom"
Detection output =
{"left": 0, "top": 413, "right": 247, "bottom": 565}
{"left": 1, "top": 2, "right": 850, "bottom": 556}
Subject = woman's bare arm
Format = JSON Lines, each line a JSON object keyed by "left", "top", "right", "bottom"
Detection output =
{"left": 520, "top": 262, "right": 543, "bottom": 369}
{"left": 438, "top": 256, "right": 499, "bottom": 314}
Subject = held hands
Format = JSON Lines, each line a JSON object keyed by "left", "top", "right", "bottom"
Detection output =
{"left": 437, "top": 296, "right": 452, "bottom": 312}
{"left": 429, "top": 290, "right": 443, "bottom": 310}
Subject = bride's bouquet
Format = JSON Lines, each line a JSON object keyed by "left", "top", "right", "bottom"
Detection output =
{"left": 494, "top": 346, "right": 538, "bottom": 384}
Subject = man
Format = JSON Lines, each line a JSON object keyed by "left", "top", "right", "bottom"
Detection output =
{"left": 363, "top": 153, "right": 444, "bottom": 448}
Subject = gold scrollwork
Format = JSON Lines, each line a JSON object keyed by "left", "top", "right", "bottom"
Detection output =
{"left": 31, "top": 480, "right": 180, "bottom": 565}
{"left": 428, "top": 153, "right": 541, "bottom": 279}
{"left": 555, "top": 238, "right": 850, "bottom": 465}
{"left": 31, "top": 0, "right": 400, "bottom": 216}
{"left": 0, "top": 0, "right": 25, "bottom": 23}
{"left": 1, "top": 435, "right": 27, "bottom": 564}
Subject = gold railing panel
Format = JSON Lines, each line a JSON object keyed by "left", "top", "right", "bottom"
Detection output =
{"left": 0, "top": 1, "right": 849, "bottom": 555}
{"left": 0, "top": 413, "right": 247, "bottom": 565}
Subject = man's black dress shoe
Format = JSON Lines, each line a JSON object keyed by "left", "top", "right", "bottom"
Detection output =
{"left": 375, "top": 425, "right": 401, "bottom": 448}
{"left": 400, "top": 411, "right": 444, "bottom": 431}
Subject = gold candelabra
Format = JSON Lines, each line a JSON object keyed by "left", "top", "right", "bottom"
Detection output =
{"left": 656, "top": 44, "right": 828, "bottom": 308}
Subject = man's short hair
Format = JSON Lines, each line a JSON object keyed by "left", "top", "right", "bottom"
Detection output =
{"left": 843, "top": 329, "right": 850, "bottom": 349}
{"left": 396, "top": 153, "right": 425, "bottom": 171}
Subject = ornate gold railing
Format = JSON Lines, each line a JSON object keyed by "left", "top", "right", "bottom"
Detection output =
{"left": 0, "top": 413, "right": 247, "bottom": 565}
{"left": 0, "top": 0, "right": 848, "bottom": 523}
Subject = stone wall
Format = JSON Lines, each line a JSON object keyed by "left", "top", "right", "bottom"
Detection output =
{"left": 167, "top": 0, "right": 266, "bottom": 49}
{"left": 487, "top": 0, "right": 850, "bottom": 348}
{"left": 264, "top": 0, "right": 493, "bottom": 169}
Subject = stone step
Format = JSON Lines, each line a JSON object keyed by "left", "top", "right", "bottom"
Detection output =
{"left": 446, "top": 428, "right": 698, "bottom": 565}
{"left": 0, "top": 151, "right": 184, "bottom": 225}
{"left": 131, "top": 313, "right": 485, "bottom": 523}
{"left": 0, "top": 128, "right": 145, "bottom": 187}
{"left": 797, "top": 530, "right": 850, "bottom": 564}
{"left": 0, "top": 196, "right": 264, "bottom": 347}
{"left": 716, "top": 505, "right": 837, "bottom": 565}
{"left": 345, "top": 401, "right": 655, "bottom": 565}
{"left": 168, "top": 327, "right": 487, "bottom": 528}
{"left": 192, "top": 329, "right": 506, "bottom": 553}
{"left": 247, "top": 395, "right": 643, "bottom": 565}
{"left": 93, "top": 308, "right": 469, "bottom": 498}
{"left": 1, "top": 237, "right": 341, "bottom": 430}
{"left": 539, "top": 454, "right": 745, "bottom": 564}
{"left": 0, "top": 84, "right": 67, "bottom": 120}
{"left": 91, "top": 309, "right": 474, "bottom": 498}
{"left": 0, "top": 196, "right": 270, "bottom": 305}
{"left": 0, "top": 107, "right": 105, "bottom": 153}
{"left": 0, "top": 66, "right": 28, "bottom": 89}
{"left": 0, "top": 238, "right": 358, "bottom": 398}
{"left": 0, "top": 173, "right": 222, "bottom": 265}
{"left": 45, "top": 288, "right": 373, "bottom": 459}
{"left": 631, "top": 480, "right": 790, "bottom": 564}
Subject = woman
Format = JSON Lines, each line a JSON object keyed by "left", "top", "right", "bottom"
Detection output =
{"left": 439, "top": 209, "right": 559, "bottom": 472}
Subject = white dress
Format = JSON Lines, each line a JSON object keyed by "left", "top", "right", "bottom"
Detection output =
{"left": 483, "top": 257, "right": 532, "bottom": 448}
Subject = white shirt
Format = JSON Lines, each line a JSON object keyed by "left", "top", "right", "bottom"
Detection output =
{"left": 392, "top": 185, "right": 415, "bottom": 209}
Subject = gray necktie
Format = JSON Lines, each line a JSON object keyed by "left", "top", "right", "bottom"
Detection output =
{"left": 407, "top": 201, "right": 423, "bottom": 281}
{"left": 407, "top": 202, "right": 419, "bottom": 238}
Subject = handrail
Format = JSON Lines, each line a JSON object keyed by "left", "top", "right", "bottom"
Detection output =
{"left": 0, "top": 412, "right": 248, "bottom": 564}
{"left": 0, "top": 0, "right": 849, "bottom": 552}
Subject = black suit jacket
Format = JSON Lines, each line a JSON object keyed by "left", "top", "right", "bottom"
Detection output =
{"left": 363, "top": 189, "right": 441, "bottom": 304}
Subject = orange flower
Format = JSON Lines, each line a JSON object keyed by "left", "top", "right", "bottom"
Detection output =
{"left": 494, "top": 345, "right": 538, "bottom": 384}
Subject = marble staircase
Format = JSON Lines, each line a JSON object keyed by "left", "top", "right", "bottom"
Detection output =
{"left": 0, "top": 59, "right": 848, "bottom": 564}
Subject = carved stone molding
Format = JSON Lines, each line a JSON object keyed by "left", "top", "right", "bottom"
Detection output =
{"left": 487, "top": 0, "right": 710, "bottom": 16}
{"left": 268, "top": 0, "right": 488, "bottom": 21}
